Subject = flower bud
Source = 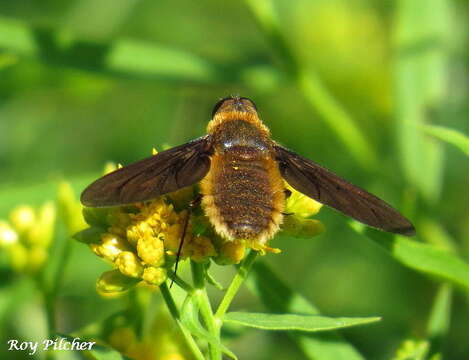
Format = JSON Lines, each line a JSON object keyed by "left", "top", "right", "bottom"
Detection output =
{"left": 26, "top": 202, "right": 56, "bottom": 246}
{"left": 285, "top": 184, "right": 322, "bottom": 218}
{"left": 216, "top": 240, "right": 245, "bottom": 265}
{"left": 103, "top": 162, "right": 118, "bottom": 175}
{"left": 10, "top": 205, "right": 35, "bottom": 233}
{"left": 142, "top": 267, "right": 167, "bottom": 286}
{"left": 116, "top": 251, "right": 144, "bottom": 278}
{"left": 96, "top": 270, "right": 139, "bottom": 294}
{"left": 188, "top": 235, "right": 216, "bottom": 263}
{"left": 0, "top": 221, "right": 18, "bottom": 247}
{"left": 127, "top": 222, "right": 154, "bottom": 247}
{"left": 137, "top": 235, "right": 165, "bottom": 267}
{"left": 95, "top": 233, "right": 130, "bottom": 261}
{"left": 164, "top": 223, "right": 184, "bottom": 255}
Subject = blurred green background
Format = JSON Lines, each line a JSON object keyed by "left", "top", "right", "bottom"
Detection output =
{"left": 1, "top": 0, "right": 468, "bottom": 359}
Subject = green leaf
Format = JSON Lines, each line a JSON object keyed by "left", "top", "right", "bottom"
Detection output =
{"left": 422, "top": 124, "right": 469, "bottom": 157}
{"left": 249, "top": 262, "right": 367, "bottom": 360}
{"left": 224, "top": 312, "right": 380, "bottom": 332}
{"left": 73, "top": 226, "right": 103, "bottom": 244}
{"left": 180, "top": 296, "right": 238, "bottom": 360}
{"left": 351, "top": 223, "right": 469, "bottom": 290}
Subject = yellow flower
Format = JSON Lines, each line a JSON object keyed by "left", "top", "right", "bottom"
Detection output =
{"left": 0, "top": 221, "right": 18, "bottom": 247}
{"left": 142, "top": 267, "right": 167, "bottom": 286}
{"left": 10, "top": 205, "right": 36, "bottom": 234}
{"left": 187, "top": 235, "right": 217, "bottom": 263}
{"left": 1, "top": 201, "right": 57, "bottom": 274}
{"left": 137, "top": 234, "right": 165, "bottom": 267}
{"left": 285, "top": 183, "right": 322, "bottom": 218}
{"left": 27, "top": 202, "right": 56, "bottom": 246}
{"left": 116, "top": 251, "right": 144, "bottom": 278}
{"left": 80, "top": 197, "right": 189, "bottom": 293}
{"left": 92, "top": 233, "right": 130, "bottom": 261}
{"left": 215, "top": 240, "right": 245, "bottom": 265}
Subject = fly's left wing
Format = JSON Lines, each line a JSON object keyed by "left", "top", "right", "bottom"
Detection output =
{"left": 274, "top": 144, "right": 415, "bottom": 236}
{"left": 81, "top": 136, "right": 212, "bottom": 207}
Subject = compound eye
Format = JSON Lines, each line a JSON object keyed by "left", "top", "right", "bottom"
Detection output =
{"left": 211, "top": 96, "right": 233, "bottom": 117}
{"left": 239, "top": 97, "right": 257, "bottom": 110}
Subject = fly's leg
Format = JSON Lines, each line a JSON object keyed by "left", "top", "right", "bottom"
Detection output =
{"left": 170, "top": 194, "right": 202, "bottom": 288}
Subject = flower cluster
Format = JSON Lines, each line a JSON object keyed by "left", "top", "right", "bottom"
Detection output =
{"left": 0, "top": 202, "right": 56, "bottom": 273}
{"left": 76, "top": 157, "right": 325, "bottom": 295}
{"left": 78, "top": 193, "right": 218, "bottom": 295}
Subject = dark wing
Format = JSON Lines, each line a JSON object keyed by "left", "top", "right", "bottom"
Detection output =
{"left": 274, "top": 144, "right": 415, "bottom": 236}
{"left": 81, "top": 136, "right": 212, "bottom": 207}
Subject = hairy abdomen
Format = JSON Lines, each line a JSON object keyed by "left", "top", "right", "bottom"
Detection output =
{"left": 200, "top": 151, "right": 285, "bottom": 244}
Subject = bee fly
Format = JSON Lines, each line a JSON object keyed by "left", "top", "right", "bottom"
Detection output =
{"left": 81, "top": 96, "right": 415, "bottom": 256}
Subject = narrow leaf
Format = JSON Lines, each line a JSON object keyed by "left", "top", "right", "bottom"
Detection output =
{"left": 249, "top": 262, "right": 366, "bottom": 360}
{"left": 351, "top": 223, "right": 469, "bottom": 290}
{"left": 224, "top": 312, "right": 380, "bottom": 332}
{"left": 73, "top": 226, "right": 103, "bottom": 244}
{"left": 423, "top": 124, "right": 469, "bottom": 157}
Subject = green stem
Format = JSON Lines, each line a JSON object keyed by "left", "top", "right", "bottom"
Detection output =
{"left": 215, "top": 250, "right": 258, "bottom": 319}
{"left": 173, "top": 274, "right": 195, "bottom": 294}
{"left": 160, "top": 283, "right": 205, "bottom": 360}
{"left": 191, "top": 261, "right": 221, "bottom": 360}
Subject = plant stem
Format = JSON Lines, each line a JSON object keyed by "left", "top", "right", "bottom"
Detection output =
{"left": 160, "top": 282, "right": 206, "bottom": 360}
{"left": 215, "top": 250, "right": 258, "bottom": 319}
{"left": 173, "top": 274, "right": 195, "bottom": 294}
{"left": 191, "top": 261, "right": 221, "bottom": 360}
